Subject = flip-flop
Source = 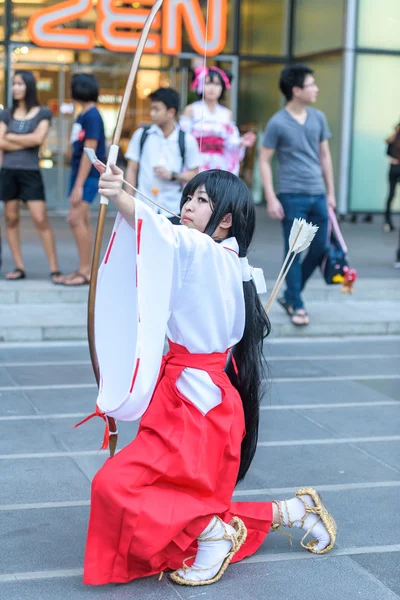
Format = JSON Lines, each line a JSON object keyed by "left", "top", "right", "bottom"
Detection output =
{"left": 50, "top": 270, "right": 64, "bottom": 285}
{"left": 291, "top": 309, "right": 309, "bottom": 327}
{"left": 62, "top": 272, "right": 90, "bottom": 286}
{"left": 278, "top": 297, "right": 294, "bottom": 316}
{"left": 5, "top": 268, "right": 26, "bottom": 281}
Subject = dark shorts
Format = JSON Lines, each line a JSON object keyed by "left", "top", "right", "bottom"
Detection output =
{"left": 69, "top": 173, "right": 99, "bottom": 204}
{"left": 0, "top": 168, "right": 46, "bottom": 202}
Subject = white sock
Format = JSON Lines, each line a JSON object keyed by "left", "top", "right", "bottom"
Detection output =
{"left": 279, "top": 495, "right": 330, "bottom": 552}
{"left": 176, "top": 517, "right": 235, "bottom": 582}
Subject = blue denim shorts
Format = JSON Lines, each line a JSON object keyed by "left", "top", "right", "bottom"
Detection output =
{"left": 69, "top": 174, "right": 99, "bottom": 204}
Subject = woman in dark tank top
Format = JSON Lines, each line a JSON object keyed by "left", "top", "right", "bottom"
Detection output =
{"left": 0, "top": 70, "right": 61, "bottom": 282}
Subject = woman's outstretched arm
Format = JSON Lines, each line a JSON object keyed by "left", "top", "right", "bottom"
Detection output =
{"left": 97, "top": 162, "right": 136, "bottom": 228}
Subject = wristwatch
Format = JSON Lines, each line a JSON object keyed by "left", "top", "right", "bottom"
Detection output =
{"left": 170, "top": 172, "right": 178, "bottom": 181}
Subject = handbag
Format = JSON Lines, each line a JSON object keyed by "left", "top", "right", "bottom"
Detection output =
{"left": 321, "top": 207, "right": 349, "bottom": 285}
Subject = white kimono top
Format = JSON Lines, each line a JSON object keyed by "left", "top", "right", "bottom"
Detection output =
{"left": 94, "top": 199, "right": 245, "bottom": 421}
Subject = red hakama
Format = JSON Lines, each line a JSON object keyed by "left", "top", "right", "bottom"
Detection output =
{"left": 84, "top": 342, "right": 273, "bottom": 585}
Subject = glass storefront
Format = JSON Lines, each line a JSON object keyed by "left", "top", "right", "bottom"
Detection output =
{"left": 357, "top": 0, "right": 400, "bottom": 51}
{"left": 304, "top": 54, "right": 343, "bottom": 180}
{"left": 349, "top": 0, "right": 400, "bottom": 212}
{"left": 350, "top": 53, "right": 400, "bottom": 213}
{"left": 240, "top": 0, "right": 289, "bottom": 56}
{"left": 1, "top": 0, "right": 400, "bottom": 213}
{"left": 293, "top": 0, "right": 345, "bottom": 56}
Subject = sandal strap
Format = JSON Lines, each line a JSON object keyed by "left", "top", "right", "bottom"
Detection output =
{"left": 182, "top": 516, "right": 244, "bottom": 574}
{"left": 271, "top": 500, "right": 294, "bottom": 545}
{"left": 182, "top": 550, "right": 234, "bottom": 574}
{"left": 197, "top": 516, "right": 241, "bottom": 550}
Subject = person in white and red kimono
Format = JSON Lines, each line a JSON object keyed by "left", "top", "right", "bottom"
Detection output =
{"left": 82, "top": 166, "right": 336, "bottom": 587}
{"left": 180, "top": 67, "right": 256, "bottom": 176}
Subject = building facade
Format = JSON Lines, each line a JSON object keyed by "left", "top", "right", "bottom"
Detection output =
{"left": 0, "top": 0, "right": 399, "bottom": 213}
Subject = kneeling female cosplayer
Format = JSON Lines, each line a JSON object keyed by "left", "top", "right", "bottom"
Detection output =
{"left": 79, "top": 164, "right": 336, "bottom": 587}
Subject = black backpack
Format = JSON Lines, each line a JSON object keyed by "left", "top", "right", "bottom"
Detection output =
{"left": 138, "top": 126, "right": 186, "bottom": 177}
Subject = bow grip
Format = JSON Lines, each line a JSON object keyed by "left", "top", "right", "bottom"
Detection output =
{"left": 100, "top": 144, "right": 120, "bottom": 206}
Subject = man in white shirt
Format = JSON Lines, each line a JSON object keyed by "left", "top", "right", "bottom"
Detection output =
{"left": 125, "top": 88, "right": 200, "bottom": 223}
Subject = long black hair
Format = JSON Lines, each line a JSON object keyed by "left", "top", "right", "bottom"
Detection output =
{"left": 12, "top": 71, "right": 39, "bottom": 115}
{"left": 181, "top": 170, "right": 271, "bottom": 483}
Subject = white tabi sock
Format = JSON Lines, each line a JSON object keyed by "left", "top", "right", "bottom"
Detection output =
{"left": 279, "top": 495, "right": 330, "bottom": 552}
{"left": 176, "top": 516, "right": 235, "bottom": 582}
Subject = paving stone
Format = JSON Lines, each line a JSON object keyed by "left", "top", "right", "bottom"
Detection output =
{"left": 353, "top": 553, "right": 400, "bottom": 598}
{"left": 247, "top": 443, "right": 400, "bottom": 489}
{"left": 1, "top": 337, "right": 399, "bottom": 599}
{"left": 43, "top": 327, "right": 88, "bottom": 341}
{"left": 318, "top": 356, "right": 400, "bottom": 377}
{"left": 265, "top": 337, "right": 400, "bottom": 357}
{"left": 0, "top": 367, "right": 20, "bottom": 387}
{"left": 0, "top": 344, "right": 89, "bottom": 363}
{"left": 267, "top": 359, "right": 333, "bottom": 379}
{"left": 0, "top": 419, "right": 68, "bottom": 455}
{"left": 0, "top": 304, "right": 86, "bottom": 327}
{"left": 4, "top": 364, "right": 94, "bottom": 387}
{"left": 295, "top": 405, "right": 400, "bottom": 437}
{"left": 356, "top": 379, "right": 400, "bottom": 401}
{"left": 0, "top": 392, "right": 37, "bottom": 417}
{"left": 355, "top": 441, "right": 400, "bottom": 474}
{"left": 0, "top": 457, "right": 91, "bottom": 505}
{"left": 264, "top": 379, "right": 395, "bottom": 406}
{"left": 2, "top": 507, "right": 88, "bottom": 574}
{"left": 0, "top": 576, "right": 177, "bottom": 600}
{"left": 0, "top": 388, "right": 96, "bottom": 416}
{"left": 0, "top": 328, "right": 43, "bottom": 342}
{"left": 0, "top": 417, "right": 137, "bottom": 455}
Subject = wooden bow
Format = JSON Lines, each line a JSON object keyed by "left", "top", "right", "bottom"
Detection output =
{"left": 87, "top": 0, "right": 164, "bottom": 457}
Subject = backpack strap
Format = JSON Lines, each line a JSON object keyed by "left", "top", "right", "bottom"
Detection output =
{"left": 139, "top": 125, "right": 151, "bottom": 158}
{"left": 136, "top": 125, "right": 151, "bottom": 182}
{"left": 178, "top": 129, "right": 186, "bottom": 168}
{"left": 137, "top": 126, "right": 186, "bottom": 180}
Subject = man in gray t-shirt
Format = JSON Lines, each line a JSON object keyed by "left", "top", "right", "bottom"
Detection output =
{"left": 260, "top": 65, "right": 336, "bottom": 326}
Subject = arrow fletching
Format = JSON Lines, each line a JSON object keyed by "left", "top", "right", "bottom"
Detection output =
{"left": 296, "top": 223, "right": 319, "bottom": 253}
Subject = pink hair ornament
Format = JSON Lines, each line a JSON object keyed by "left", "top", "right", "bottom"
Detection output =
{"left": 191, "top": 66, "right": 231, "bottom": 95}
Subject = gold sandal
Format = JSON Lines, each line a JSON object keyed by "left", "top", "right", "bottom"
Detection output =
{"left": 169, "top": 516, "right": 247, "bottom": 586}
{"left": 272, "top": 487, "right": 337, "bottom": 555}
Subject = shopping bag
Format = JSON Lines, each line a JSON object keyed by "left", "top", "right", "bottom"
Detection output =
{"left": 321, "top": 207, "right": 349, "bottom": 285}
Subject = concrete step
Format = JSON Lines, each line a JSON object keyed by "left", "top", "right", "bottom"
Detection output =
{"left": 0, "top": 279, "right": 399, "bottom": 342}
{"left": 266, "top": 298, "right": 400, "bottom": 338}
{"left": 0, "top": 278, "right": 398, "bottom": 305}
{"left": 0, "top": 296, "right": 399, "bottom": 341}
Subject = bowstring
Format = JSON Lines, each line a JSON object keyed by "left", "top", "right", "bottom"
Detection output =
{"left": 199, "top": 0, "right": 210, "bottom": 155}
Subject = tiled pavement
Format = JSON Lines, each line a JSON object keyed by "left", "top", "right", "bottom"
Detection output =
{"left": 1, "top": 336, "right": 399, "bottom": 599}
